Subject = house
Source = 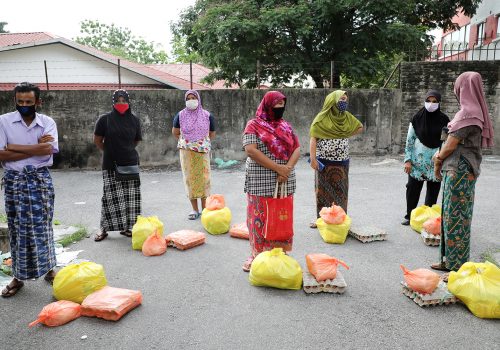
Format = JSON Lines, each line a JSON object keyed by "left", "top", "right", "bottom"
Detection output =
{"left": 0, "top": 32, "right": 230, "bottom": 90}
{"left": 433, "top": 0, "right": 500, "bottom": 61}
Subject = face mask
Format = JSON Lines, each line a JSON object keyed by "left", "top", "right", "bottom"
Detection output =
{"left": 272, "top": 107, "right": 285, "bottom": 120}
{"left": 337, "top": 100, "right": 348, "bottom": 112}
{"left": 114, "top": 103, "right": 129, "bottom": 114}
{"left": 424, "top": 102, "right": 439, "bottom": 113}
{"left": 186, "top": 99, "right": 199, "bottom": 110}
{"left": 16, "top": 104, "right": 36, "bottom": 117}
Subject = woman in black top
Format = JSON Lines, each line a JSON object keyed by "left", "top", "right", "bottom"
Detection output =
{"left": 93, "top": 90, "right": 142, "bottom": 241}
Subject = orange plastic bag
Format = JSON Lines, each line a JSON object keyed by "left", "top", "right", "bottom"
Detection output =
{"left": 319, "top": 203, "right": 346, "bottom": 225}
{"left": 206, "top": 194, "right": 225, "bottom": 211}
{"left": 423, "top": 217, "right": 441, "bottom": 236}
{"left": 306, "top": 254, "right": 349, "bottom": 282}
{"left": 400, "top": 265, "right": 440, "bottom": 294}
{"left": 81, "top": 286, "right": 142, "bottom": 321}
{"left": 165, "top": 230, "right": 206, "bottom": 250}
{"left": 142, "top": 230, "right": 167, "bottom": 256}
{"left": 229, "top": 222, "right": 249, "bottom": 240}
{"left": 29, "top": 300, "right": 81, "bottom": 327}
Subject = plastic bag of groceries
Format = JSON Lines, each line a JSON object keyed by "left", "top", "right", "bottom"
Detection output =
{"left": 249, "top": 248, "right": 302, "bottom": 290}
{"left": 306, "top": 253, "right": 349, "bottom": 282}
{"left": 316, "top": 215, "right": 352, "bottom": 244}
{"left": 142, "top": 231, "right": 167, "bottom": 256}
{"left": 448, "top": 261, "right": 500, "bottom": 319}
{"left": 229, "top": 222, "right": 249, "bottom": 240}
{"left": 201, "top": 207, "right": 232, "bottom": 235}
{"left": 319, "top": 203, "right": 347, "bottom": 225}
{"left": 410, "top": 205, "right": 441, "bottom": 233}
{"left": 165, "top": 230, "right": 206, "bottom": 250}
{"left": 206, "top": 194, "right": 226, "bottom": 211}
{"left": 53, "top": 262, "right": 107, "bottom": 303}
{"left": 29, "top": 300, "right": 81, "bottom": 327}
{"left": 400, "top": 265, "right": 440, "bottom": 294}
{"left": 422, "top": 217, "right": 441, "bottom": 236}
{"left": 147, "top": 216, "right": 164, "bottom": 236}
{"left": 81, "top": 286, "right": 143, "bottom": 321}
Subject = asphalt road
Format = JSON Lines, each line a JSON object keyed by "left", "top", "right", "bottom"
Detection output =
{"left": 1, "top": 156, "right": 499, "bottom": 350}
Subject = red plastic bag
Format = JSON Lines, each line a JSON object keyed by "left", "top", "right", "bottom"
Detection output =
{"left": 319, "top": 203, "right": 346, "bottom": 225}
{"left": 423, "top": 217, "right": 441, "bottom": 236}
{"left": 229, "top": 222, "right": 249, "bottom": 240}
{"left": 165, "top": 230, "right": 206, "bottom": 250}
{"left": 306, "top": 253, "right": 349, "bottom": 282}
{"left": 206, "top": 194, "right": 225, "bottom": 211}
{"left": 400, "top": 265, "right": 440, "bottom": 294}
{"left": 142, "top": 230, "right": 167, "bottom": 256}
{"left": 81, "top": 286, "right": 142, "bottom": 321}
{"left": 263, "top": 195, "right": 294, "bottom": 241}
{"left": 29, "top": 300, "right": 81, "bottom": 327}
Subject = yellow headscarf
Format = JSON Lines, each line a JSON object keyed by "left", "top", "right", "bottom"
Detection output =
{"left": 310, "top": 90, "right": 362, "bottom": 139}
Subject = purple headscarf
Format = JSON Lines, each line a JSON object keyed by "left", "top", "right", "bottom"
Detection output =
{"left": 179, "top": 90, "right": 210, "bottom": 142}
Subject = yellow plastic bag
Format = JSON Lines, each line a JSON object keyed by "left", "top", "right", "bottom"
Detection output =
{"left": 132, "top": 216, "right": 156, "bottom": 250}
{"left": 201, "top": 207, "right": 232, "bottom": 235}
{"left": 53, "top": 262, "right": 107, "bottom": 304}
{"left": 147, "top": 216, "right": 164, "bottom": 236}
{"left": 249, "top": 248, "right": 302, "bottom": 290}
{"left": 410, "top": 204, "right": 441, "bottom": 233}
{"left": 316, "top": 215, "right": 352, "bottom": 244}
{"left": 448, "top": 261, "right": 500, "bottom": 319}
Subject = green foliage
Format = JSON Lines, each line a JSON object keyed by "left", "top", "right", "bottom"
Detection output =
{"left": 76, "top": 20, "right": 169, "bottom": 64}
{"left": 170, "top": 35, "right": 202, "bottom": 63}
{"left": 0, "top": 22, "right": 8, "bottom": 33}
{"left": 57, "top": 226, "right": 87, "bottom": 248}
{"left": 172, "top": 0, "right": 481, "bottom": 88}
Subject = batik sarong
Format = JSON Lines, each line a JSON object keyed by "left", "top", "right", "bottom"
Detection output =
{"left": 315, "top": 163, "right": 349, "bottom": 216}
{"left": 179, "top": 149, "right": 211, "bottom": 199}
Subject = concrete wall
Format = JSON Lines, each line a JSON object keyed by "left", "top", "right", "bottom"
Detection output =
{"left": 400, "top": 61, "right": 500, "bottom": 154}
{"left": 0, "top": 89, "right": 401, "bottom": 168}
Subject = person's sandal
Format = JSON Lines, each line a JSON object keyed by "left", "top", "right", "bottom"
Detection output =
{"left": 44, "top": 270, "right": 57, "bottom": 285}
{"left": 1, "top": 280, "right": 24, "bottom": 298}
{"left": 441, "top": 273, "right": 450, "bottom": 283}
{"left": 188, "top": 211, "right": 199, "bottom": 220}
{"left": 94, "top": 230, "right": 108, "bottom": 242}
{"left": 430, "top": 262, "right": 450, "bottom": 272}
{"left": 120, "top": 230, "right": 132, "bottom": 237}
{"left": 242, "top": 256, "right": 254, "bottom": 272}
{"left": 309, "top": 222, "right": 317, "bottom": 229}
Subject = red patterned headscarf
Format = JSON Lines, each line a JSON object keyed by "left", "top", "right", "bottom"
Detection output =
{"left": 243, "top": 91, "right": 299, "bottom": 160}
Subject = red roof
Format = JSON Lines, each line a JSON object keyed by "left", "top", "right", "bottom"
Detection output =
{"left": 0, "top": 32, "right": 58, "bottom": 47}
{"left": 0, "top": 83, "right": 168, "bottom": 91}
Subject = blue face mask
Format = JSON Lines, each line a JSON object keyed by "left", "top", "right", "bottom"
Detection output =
{"left": 16, "top": 104, "right": 36, "bottom": 117}
{"left": 337, "top": 100, "right": 348, "bottom": 112}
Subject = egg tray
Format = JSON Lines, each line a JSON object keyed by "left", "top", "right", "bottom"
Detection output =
{"left": 421, "top": 229, "right": 441, "bottom": 246}
{"left": 401, "top": 281, "right": 458, "bottom": 307}
{"left": 348, "top": 226, "right": 388, "bottom": 243}
{"left": 303, "top": 271, "right": 347, "bottom": 294}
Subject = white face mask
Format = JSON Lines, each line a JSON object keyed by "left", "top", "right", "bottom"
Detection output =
{"left": 424, "top": 102, "right": 439, "bottom": 113}
{"left": 185, "top": 99, "right": 199, "bottom": 110}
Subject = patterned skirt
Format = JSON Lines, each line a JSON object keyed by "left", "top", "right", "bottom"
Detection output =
{"left": 179, "top": 149, "right": 211, "bottom": 199}
{"left": 440, "top": 157, "right": 477, "bottom": 271}
{"left": 247, "top": 194, "right": 293, "bottom": 257}
{"left": 3, "top": 166, "right": 56, "bottom": 280}
{"left": 315, "top": 163, "right": 349, "bottom": 216}
{"left": 100, "top": 170, "right": 141, "bottom": 232}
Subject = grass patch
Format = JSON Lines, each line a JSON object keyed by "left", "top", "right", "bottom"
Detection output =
{"left": 57, "top": 226, "right": 87, "bottom": 248}
{"left": 481, "top": 248, "right": 500, "bottom": 267}
{"left": 0, "top": 214, "right": 6, "bottom": 224}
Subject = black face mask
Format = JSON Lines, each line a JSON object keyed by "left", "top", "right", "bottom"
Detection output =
{"left": 272, "top": 107, "right": 285, "bottom": 120}
{"left": 16, "top": 104, "right": 36, "bottom": 117}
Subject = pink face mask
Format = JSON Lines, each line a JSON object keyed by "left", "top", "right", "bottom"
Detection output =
{"left": 114, "top": 103, "right": 129, "bottom": 114}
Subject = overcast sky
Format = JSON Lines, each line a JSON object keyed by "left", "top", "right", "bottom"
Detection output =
{"left": 2, "top": 0, "right": 196, "bottom": 52}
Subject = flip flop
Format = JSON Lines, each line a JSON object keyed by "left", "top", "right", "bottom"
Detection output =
{"left": 430, "top": 262, "right": 451, "bottom": 272}
{"left": 94, "top": 230, "right": 108, "bottom": 242}
{"left": 441, "top": 273, "right": 450, "bottom": 283}
{"left": 44, "top": 271, "right": 57, "bottom": 285}
{"left": 120, "top": 230, "right": 132, "bottom": 237}
{"left": 309, "top": 222, "right": 317, "bottom": 229}
{"left": 242, "top": 256, "right": 254, "bottom": 272}
{"left": 1, "top": 280, "right": 24, "bottom": 298}
{"left": 188, "top": 211, "right": 199, "bottom": 220}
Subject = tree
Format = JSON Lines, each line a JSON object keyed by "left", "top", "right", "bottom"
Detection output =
{"left": 75, "top": 20, "right": 168, "bottom": 64}
{"left": 172, "top": 0, "right": 481, "bottom": 88}
{"left": 0, "top": 22, "right": 8, "bottom": 33}
{"left": 170, "top": 35, "right": 202, "bottom": 63}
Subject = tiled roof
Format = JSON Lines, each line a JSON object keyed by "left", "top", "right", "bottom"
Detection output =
{"left": 0, "top": 32, "right": 58, "bottom": 47}
{"left": 0, "top": 83, "right": 168, "bottom": 91}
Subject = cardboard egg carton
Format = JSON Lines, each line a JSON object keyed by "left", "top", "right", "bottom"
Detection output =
{"left": 421, "top": 229, "right": 441, "bottom": 246}
{"left": 303, "top": 271, "right": 347, "bottom": 294}
{"left": 348, "top": 226, "right": 388, "bottom": 243}
{"left": 401, "top": 281, "right": 459, "bottom": 307}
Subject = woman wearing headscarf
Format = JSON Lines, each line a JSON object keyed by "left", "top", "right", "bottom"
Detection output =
{"left": 172, "top": 90, "right": 216, "bottom": 220}
{"left": 93, "top": 89, "right": 142, "bottom": 241}
{"left": 431, "top": 72, "right": 494, "bottom": 276}
{"left": 309, "top": 90, "right": 363, "bottom": 228}
{"left": 242, "top": 91, "right": 300, "bottom": 272}
{"left": 401, "top": 90, "right": 449, "bottom": 226}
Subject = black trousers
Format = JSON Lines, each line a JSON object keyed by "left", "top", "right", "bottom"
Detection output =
{"left": 405, "top": 175, "right": 441, "bottom": 219}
